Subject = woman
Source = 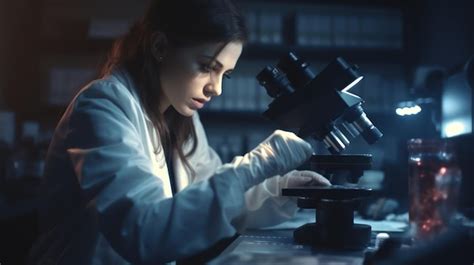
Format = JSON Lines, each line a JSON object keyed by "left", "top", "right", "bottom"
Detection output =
{"left": 29, "top": 0, "right": 330, "bottom": 264}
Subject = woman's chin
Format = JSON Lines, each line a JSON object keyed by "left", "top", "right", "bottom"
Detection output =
{"left": 175, "top": 106, "right": 196, "bottom": 117}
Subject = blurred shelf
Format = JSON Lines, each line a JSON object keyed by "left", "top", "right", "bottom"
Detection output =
{"left": 240, "top": 0, "right": 404, "bottom": 8}
{"left": 242, "top": 44, "right": 406, "bottom": 64}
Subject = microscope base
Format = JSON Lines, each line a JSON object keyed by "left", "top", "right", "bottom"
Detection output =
{"left": 294, "top": 222, "right": 371, "bottom": 250}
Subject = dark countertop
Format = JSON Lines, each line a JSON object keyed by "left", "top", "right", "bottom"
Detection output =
{"left": 209, "top": 229, "right": 366, "bottom": 265}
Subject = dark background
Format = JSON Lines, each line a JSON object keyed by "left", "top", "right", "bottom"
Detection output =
{"left": 0, "top": 0, "right": 473, "bottom": 264}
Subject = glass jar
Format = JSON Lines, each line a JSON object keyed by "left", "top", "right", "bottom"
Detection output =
{"left": 407, "top": 138, "right": 462, "bottom": 242}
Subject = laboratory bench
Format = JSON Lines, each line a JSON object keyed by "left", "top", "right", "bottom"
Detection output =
{"left": 206, "top": 210, "right": 474, "bottom": 265}
{"left": 209, "top": 229, "right": 367, "bottom": 265}
{"left": 206, "top": 210, "right": 409, "bottom": 265}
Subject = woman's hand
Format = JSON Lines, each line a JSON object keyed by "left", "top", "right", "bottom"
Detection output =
{"left": 285, "top": 170, "right": 331, "bottom": 188}
{"left": 216, "top": 130, "right": 314, "bottom": 191}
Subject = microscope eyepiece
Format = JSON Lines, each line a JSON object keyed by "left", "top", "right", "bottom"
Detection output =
{"left": 277, "top": 52, "right": 316, "bottom": 89}
{"left": 256, "top": 66, "right": 295, "bottom": 98}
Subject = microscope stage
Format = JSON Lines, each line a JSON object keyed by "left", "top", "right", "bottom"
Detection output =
{"left": 282, "top": 185, "right": 373, "bottom": 200}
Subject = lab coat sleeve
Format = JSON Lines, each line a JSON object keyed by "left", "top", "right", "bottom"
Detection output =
{"left": 233, "top": 174, "right": 298, "bottom": 230}
{"left": 65, "top": 82, "right": 247, "bottom": 264}
{"left": 190, "top": 114, "right": 298, "bottom": 230}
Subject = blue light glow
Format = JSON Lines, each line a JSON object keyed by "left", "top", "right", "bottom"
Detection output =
{"left": 442, "top": 118, "right": 471, "bottom": 138}
{"left": 395, "top": 104, "right": 422, "bottom": 116}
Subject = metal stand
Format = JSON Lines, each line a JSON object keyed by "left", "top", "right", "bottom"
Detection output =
{"left": 282, "top": 154, "right": 375, "bottom": 250}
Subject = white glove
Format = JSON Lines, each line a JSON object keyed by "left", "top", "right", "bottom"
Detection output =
{"left": 215, "top": 130, "right": 313, "bottom": 191}
{"left": 244, "top": 170, "right": 331, "bottom": 211}
{"left": 285, "top": 170, "right": 331, "bottom": 188}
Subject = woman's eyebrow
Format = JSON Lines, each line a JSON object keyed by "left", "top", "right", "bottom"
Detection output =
{"left": 199, "top": 55, "right": 235, "bottom": 72}
{"left": 200, "top": 55, "right": 224, "bottom": 68}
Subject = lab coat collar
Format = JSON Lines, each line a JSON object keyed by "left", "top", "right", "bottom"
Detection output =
{"left": 107, "top": 66, "right": 192, "bottom": 194}
{"left": 108, "top": 67, "right": 175, "bottom": 197}
{"left": 109, "top": 67, "right": 142, "bottom": 109}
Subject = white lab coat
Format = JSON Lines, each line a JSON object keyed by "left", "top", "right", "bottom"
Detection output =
{"left": 29, "top": 68, "right": 297, "bottom": 265}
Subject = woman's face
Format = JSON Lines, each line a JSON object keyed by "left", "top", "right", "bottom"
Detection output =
{"left": 159, "top": 41, "right": 243, "bottom": 116}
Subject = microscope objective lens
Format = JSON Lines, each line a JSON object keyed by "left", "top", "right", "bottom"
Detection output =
{"left": 333, "top": 127, "right": 350, "bottom": 145}
{"left": 323, "top": 131, "right": 346, "bottom": 154}
{"left": 342, "top": 122, "right": 360, "bottom": 138}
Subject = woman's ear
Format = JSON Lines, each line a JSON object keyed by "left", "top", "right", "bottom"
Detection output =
{"left": 151, "top": 31, "right": 168, "bottom": 62}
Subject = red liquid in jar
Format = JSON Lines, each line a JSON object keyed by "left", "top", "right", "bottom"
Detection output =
{"left": 408, "top": 156, "right": 461, "bottom": 240}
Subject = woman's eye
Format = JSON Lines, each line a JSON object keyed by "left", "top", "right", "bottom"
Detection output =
{"left": 223, "top": 72, "right": 232, "bottom": 79}
{"left": 200, "top": 64, "right": 213, "bottom": 73}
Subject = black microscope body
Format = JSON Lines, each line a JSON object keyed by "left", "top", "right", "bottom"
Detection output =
{"left": 256, "top": 52, "right": 383, "bottom": 250}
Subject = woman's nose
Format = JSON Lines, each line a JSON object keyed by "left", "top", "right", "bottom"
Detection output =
{"left": 204, "top": 76, "right": 222, "bottom": 97}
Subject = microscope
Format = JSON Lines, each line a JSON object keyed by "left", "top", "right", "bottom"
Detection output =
{"left": 256, "top": 52, "right": 383, "bottom": 250}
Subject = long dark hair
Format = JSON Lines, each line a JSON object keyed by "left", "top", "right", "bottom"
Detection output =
{"left": 100, "top": 0, "right": 247, "bottom": 178}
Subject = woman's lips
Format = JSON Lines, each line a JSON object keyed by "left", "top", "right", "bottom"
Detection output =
{"left": 191, "top": 98, "right": 207, "bottom": 109}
